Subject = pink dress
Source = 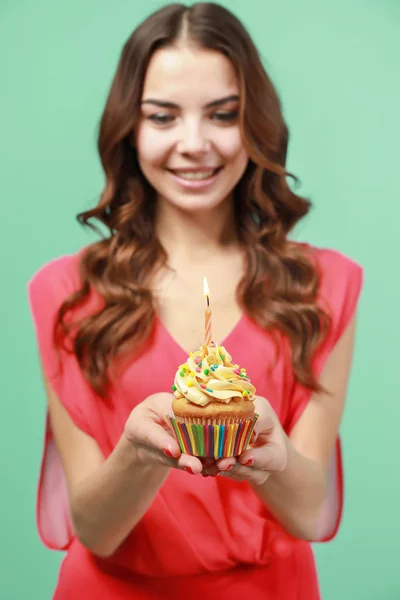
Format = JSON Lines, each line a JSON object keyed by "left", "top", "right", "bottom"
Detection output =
{"left": 28, "top": 244, "right": 363, "bottom": 600}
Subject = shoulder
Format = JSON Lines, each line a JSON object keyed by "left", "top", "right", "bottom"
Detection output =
{"left": 295, "top": 242, "right": 364, "bottom": 340}
{"left": 28, "top": 248, "right": 86, "bottom": 304}
{"left": 294, "top": 242, "right": 364, "bottom": 296}
{"left": 295, "top": 241, "right": 362, "bottom": 271}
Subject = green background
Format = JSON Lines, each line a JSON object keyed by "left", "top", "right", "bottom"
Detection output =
{"left": 1, "top": 0, "right": 399, "bottom": 598}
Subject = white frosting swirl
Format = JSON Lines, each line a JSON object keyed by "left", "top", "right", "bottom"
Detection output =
{"left": 172, "top": 343, "right": 256, "bottom": 406}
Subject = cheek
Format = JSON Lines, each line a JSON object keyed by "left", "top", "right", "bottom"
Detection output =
{"left": 136, "top": 126, "right": 171, "bottom": 167}
{"left": 215, "top": 128, "right": 246, "bottom": 162}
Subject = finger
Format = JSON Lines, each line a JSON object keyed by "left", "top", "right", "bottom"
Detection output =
{"left": 125, "top": 417, "right": 181, "bottom": 458}
{"left": 135, "top": 444, "right": 204, "bottom": 474}
{"left": 176, "top": 453, "right": 204, "bottom": 474}
{"left": 219, "top": 463, "right": 270, "bottom": 485}
{"left": 238, "top": 443, "right": 286, "bottom": 472}
{"left": 215, "top": 457, "right": 237, "bottom": 472}
{"left": 253, "top": 414, "right": 275, "bottom": 437}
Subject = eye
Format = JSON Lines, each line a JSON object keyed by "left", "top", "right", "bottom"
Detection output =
{"left": 212, "top": 111, "right": 239, "bottom": 123}
{"left": 147, "top": 113, "right": 174, "bottom": 125}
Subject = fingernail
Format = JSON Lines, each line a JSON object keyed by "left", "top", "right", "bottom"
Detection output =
{"left": 244, "top": 459, "right": 253, "bottom": 467}
{"left": 220, "top": 464, "right": 234, "bottom": 472}
{"left": 163, "top": 449, "right": 175, "bottom": 458}
{"left": 184, "top": 466, "right": 195, "bottom": 475}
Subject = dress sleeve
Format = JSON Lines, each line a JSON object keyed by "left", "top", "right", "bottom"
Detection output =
{"left": 284, "top": 247, "right": 364, "bottom": 541}
{"left": 27, "top": 253, "right": 100, "bottom": 550}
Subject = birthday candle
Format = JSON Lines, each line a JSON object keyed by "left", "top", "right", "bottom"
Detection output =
{"left": 204, "top": 276, "right": 212, "bottom": 345}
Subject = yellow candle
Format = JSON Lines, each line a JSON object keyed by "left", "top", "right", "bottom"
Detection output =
{"left": 204, "top": 276, "right": 212, "bottom": 345}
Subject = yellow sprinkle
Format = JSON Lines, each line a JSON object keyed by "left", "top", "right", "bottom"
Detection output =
{"left": 190, "top": 371, "right": 194, "bottom": 377}
{"left": 190, "top": 352, "right": 193, "bottom": 357}
{"left": 242, "top": 391, "right": 247, "bottom": 396}
{"left": 240, "top": 368, "right": 247, "bottom": 373}
{"left": 187, "top": 380, "right": 193, "bottom": 387}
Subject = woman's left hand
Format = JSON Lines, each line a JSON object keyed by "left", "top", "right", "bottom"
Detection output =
{"left": 203, "top": 396, "right": 288, "bottom": 485}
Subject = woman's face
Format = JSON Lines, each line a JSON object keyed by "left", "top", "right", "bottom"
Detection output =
{"left": 135, "top": 46, "right": 248, "bottom": 214}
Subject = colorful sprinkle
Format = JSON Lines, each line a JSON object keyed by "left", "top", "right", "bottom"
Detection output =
{"left": 172, "top": 384, "right": 177, "bottom": 392}
{"left": 196, "top": 367, "right": 201, "bottom": 373}
{"left": 206, "top": 388, "right": 213, "bottom": 393}
{"left": 200, "top": 384, "right": 207, "bottom": 390}
{"left": 190, "top": 371, "right": 195, "bottom": 377}
{"left": 179, "top": 371, "right": 184, "bottom": 376}
{"left": 220, "top": 354, "right": 225, "bottom": 361}
{"left": 204, "top": 369, "right": 210, "bottom": 375}
{"left": 199, "top": 361, "right": 202, "bottom": 367}
{"left": 240, "top": 368, "right": 247, "bottom": 373}
{"left": 213, "top": 364, "right": 218, "bottom": 369}
{"left": 187, "top": 380, "right": 193, "bottom": 387}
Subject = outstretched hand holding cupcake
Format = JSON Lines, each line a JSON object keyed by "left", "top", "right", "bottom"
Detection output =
{"left": 125, "top": 338, "right": 287, "bottom": 481}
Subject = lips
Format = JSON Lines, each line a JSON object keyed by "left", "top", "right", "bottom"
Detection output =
{"left": 166, "top": 166, "right": 223, "bottom": 189}
{"left": 168, "top": 166, "right": 222, "bottom": 174}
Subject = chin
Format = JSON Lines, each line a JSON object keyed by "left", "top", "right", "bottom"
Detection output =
{"left": 168, "top": 193, "right": 232, "bottom": 214}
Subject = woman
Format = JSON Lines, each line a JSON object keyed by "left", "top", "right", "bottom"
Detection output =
{"left": 28, "top": 3, "right": 363, "bottom": 599}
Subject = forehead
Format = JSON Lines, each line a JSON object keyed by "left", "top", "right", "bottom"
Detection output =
{"left": 141, "top": 47, "right": 239, "bottom": 104}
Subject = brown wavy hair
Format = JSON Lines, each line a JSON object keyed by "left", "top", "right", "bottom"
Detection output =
{"left": 55, "top": 2, "right": 331, "bottom": 398}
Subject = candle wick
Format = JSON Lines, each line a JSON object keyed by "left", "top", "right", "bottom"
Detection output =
{"left": 206, "top": 295, "right": 210, "bottom": 308}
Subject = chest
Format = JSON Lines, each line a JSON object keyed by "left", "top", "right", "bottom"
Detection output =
{"left": 152, "top": 255, "right": 244, "bottom": 354}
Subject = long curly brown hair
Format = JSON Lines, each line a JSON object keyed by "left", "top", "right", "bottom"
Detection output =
{"left": 55, "top": 2, "right": 330, "bottom": 398}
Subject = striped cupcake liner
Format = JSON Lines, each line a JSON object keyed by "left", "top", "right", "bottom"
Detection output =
{"left": 166, "top": 414, "right": 259, "bottom": 458}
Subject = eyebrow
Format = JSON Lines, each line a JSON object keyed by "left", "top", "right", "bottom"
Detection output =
{"left": 140, "top": 94, "right": 240, "bottom": 109}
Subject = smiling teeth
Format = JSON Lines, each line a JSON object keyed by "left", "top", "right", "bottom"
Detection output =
{"left": 173, "top": 170, "right": 216, "bottom": 180}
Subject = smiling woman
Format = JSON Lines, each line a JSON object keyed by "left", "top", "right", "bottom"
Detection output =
{"left": 27, "top": 3, "right": 363, "bottom": 600}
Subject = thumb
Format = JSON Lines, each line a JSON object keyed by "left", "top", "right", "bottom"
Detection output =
{"left": 125, "top": 416, "right": 181, "bottom": 458}
{"left": 255, "top": 413, "right": 275, "bottom": 435}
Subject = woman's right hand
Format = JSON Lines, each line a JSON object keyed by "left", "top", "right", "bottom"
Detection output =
{"left": 124, "top": 392, "right": 204, "bottom": 475}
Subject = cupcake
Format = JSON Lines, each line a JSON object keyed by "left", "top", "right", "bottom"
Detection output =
{"left": 167, "top": 342, "right": 258, "bottom": 458}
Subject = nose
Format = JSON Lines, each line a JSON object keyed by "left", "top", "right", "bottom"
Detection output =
{"left": 176, "top": 121, "right": 211, "bottom": 155}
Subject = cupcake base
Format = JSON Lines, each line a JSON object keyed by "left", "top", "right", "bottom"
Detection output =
{"left": 167, "top": 414, "right": 258, "bottom": 458}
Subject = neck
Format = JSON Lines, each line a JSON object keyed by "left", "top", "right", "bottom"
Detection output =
{"left": 155, "top": 197, "right": 240, "bottom": 263}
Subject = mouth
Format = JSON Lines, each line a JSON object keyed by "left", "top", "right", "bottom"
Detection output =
{"left": 167, "top": 166, "right": 223, "bottom": 181}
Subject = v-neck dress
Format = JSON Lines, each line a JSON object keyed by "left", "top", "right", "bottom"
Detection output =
{"left": 27, "top": 243, "right": 363, "bottom": 600}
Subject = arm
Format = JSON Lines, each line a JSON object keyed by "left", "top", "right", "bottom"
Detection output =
{"left": 216, "top": 313, "right": 357, "bottom": 540}
{"left": 44, "top": 368, "right": 203, "bottom": 557}
{"left": 253, "top": 314, "right": 356, "bottom": 539}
